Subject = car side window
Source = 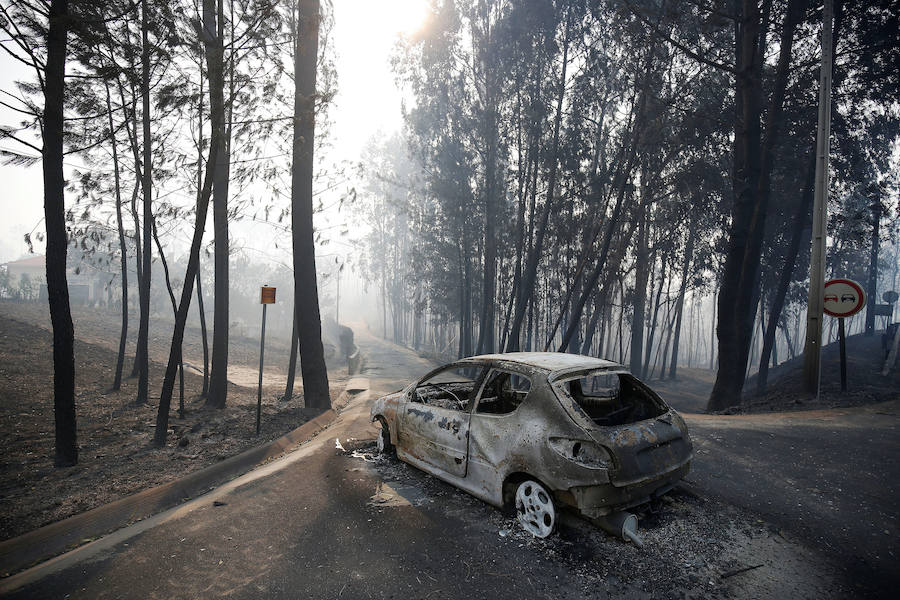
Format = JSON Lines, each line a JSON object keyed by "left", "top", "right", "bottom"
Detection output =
{"left": 475, "top": 369, "right": 531, "bottom": 415}
{"left": 414, "top": 365, "right": 484, "bottom": 411}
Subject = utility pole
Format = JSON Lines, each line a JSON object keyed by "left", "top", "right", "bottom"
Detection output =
{"left": 802, "top": 0, "right": 834, "bottom": 396}
{"left": 865, "top": 196, "right": 881, "bottom": 336}
{"left": 336, "top": 264, "right": 341, "bottom": 324}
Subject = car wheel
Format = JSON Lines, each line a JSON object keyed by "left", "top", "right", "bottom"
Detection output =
{"left": 375, "top": 417, "right": 394, "bottom": 455}
{"left": 514, "top": 479, "right": 556, "bottom": 538}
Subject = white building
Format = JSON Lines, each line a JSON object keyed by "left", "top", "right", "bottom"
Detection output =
{"left": 1, "top": 255, "right": 104, "bottom": 304}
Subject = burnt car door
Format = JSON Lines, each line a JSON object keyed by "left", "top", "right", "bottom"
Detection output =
{"left": 467, "top": 368, "right": 534, "bottom": 479}
{"left": 398, "top": 363, "right": 486, "bottom": 478}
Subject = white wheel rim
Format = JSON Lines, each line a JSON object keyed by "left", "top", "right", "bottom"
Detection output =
{"left": 515, "top": 481, "right": 555, "bottom": 538}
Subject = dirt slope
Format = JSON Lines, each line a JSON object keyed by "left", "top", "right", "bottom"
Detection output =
{"left": 0, "top": 301, "right": 346, "bottom": 542}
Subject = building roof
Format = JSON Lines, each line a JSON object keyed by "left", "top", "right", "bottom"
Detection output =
{"left": 3, "top": 255, "right": 45, "bottom": 268}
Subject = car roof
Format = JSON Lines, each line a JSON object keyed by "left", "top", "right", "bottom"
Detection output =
{"left": 459, "top": 352, "right": 621, "bottom": 374}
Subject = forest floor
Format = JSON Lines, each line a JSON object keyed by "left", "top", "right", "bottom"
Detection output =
{"left": 737, "top": 330, "right": 900, "bottom": 413}
{"left": 0, "top": 300, "right": 349, "bottom": 541}
{"left": 646, "top": 331, "right": 899, "bottom": 415}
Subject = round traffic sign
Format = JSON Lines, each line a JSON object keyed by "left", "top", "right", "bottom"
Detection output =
{"left": 823, "top": 279, "right": 866, "bottom": 318}
{"left": 884, "top": 290, "right": 899, "bottom": 304}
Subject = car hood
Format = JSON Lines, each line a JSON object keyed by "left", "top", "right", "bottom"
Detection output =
{"left": 371, "top": 389, "right": 406, "bottom": 418}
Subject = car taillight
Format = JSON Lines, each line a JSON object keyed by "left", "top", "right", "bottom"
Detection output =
{"left": 549, "top": 437, "right": 612, "bottom": 469}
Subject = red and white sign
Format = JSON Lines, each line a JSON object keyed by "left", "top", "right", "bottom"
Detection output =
{"left": 823, "top": 279, "right": 866, "bottom": 318}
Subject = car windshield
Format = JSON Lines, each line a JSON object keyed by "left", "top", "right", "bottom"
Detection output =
{"left": 414, "top": 365, "right": 485, "bottom": 411}
{"left": 552, "top": 370, "right": 667, "bottom": 426}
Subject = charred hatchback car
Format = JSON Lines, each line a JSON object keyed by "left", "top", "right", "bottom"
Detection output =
{"left": 370, "top": 352, "right": 692, "bottom": 538}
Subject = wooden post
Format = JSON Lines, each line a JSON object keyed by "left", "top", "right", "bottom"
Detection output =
{"left": 256, "top": 303, "right": 267, "bottom": 435}
{"left": 257, "top": 286, "right": 276, "bottom": 435}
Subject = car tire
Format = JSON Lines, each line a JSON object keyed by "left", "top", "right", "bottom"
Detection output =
{"left": 514, "top": 479, "right": 556, "bottom": 538}
{"left": 375, "top": 417, "right": 394, "bottom": 456}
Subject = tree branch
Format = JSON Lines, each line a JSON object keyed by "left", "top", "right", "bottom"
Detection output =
{"left": 0, "top": 128, "right": 42, "bottom": 153}
{"left": 0, "top": 3, "right": 46, "bottom": 91}
{"left": 623, "top": 0, "right": 735, "bottom": 74}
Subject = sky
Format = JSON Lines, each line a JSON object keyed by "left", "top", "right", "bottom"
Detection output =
{"left": 0, "top": 0, "right": 431, "bottom": 265}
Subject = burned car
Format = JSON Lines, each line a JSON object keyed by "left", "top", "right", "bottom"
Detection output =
{"left": 370, "top": 352, "right": 692, "bottom": 538}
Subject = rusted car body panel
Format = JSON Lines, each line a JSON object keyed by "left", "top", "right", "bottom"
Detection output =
{"left": 399, "top": 403, "right": 470, "bottom": 477}
{"left": 370, "top": 352, "right": 692, "bottom": 520}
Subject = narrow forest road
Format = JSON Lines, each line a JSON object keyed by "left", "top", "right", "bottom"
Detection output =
{"left": 4, "top": 330, "right": 895, "bottom": 599}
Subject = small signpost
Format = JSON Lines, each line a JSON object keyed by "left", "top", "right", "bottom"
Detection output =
{"left": 257, "top": 286, "right": 276, "bottom": 435}
{"left": 876, "top": 291, "right": 898, "bottom": 320}
{"left": 883, "top": 291, "right": 900, "bottom": 376}
{"left": 823, "top": 279, "right": 865, "bottom": 392}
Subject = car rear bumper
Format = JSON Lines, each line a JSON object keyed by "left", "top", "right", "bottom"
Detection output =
{"left": 559, "top": 460, "right": 691, "bottom": 518}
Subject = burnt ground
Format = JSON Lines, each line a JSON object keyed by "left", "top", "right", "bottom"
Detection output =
{"left": 739, "top": 331, "right": 900, "bottom": 413}
{"left": 0, "top": 300, "right": 347, "bottom": 542}
{"left": 344, "top": 442, "right": 839, "bottom": 600}
{"left": 646, "top": 331, "right": 899, "bottom": 416}
{"left": 651, "top": 368, "right": 718, "bottom": 413}
{"left": 636, "top": 344, "right": 900, "bottom": 597}
{"left": 2, "top": 308, "right": 897, "bottom": 598}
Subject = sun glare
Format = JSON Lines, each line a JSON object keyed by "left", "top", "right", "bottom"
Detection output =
{"left": 383, "top": 0, "right": 431, "bottom": 37}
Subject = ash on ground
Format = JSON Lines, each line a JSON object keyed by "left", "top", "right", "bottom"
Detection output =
{"left": 344, "top": 442, "right": 844, "bottom": 599}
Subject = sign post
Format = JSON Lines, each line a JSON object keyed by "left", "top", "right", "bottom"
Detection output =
{"left": 823, "top": 279, "right": 865, "bottom": 392}
{"left": 882, "top": 291, "right": 900, "bottom": 376}
{"left": 257, "top": 286, "right": 276, "bottom": 435}
{"left": 837, "top": 317, "right": 847, "bottom": 392}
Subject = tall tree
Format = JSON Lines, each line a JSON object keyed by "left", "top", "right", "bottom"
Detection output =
{"left": 104, "top": 76, "right": 129, "bottom": 392}
{"left": 708, "top": 0, "right": 803, "bottom": 410}
{"left": 153, "top": 136, "right": 218, "bottom": 446}
{"left": 668, "top": 211, "right": 697, "bottom": 379}
{"left": 44, "top": 0, "right": 77, "bottom": 466}
{"left": 291, "top": 0, "right": 330, "bottom": 410}
{"left": 506, "top": 1, "right": 569, "bottom": 352}
{"left": 134, "top": 0, "right": 154, "bottom": 405}
{"left": 629, "top": 184, "right": 650, "bottom": 376}
{"left": 471, "top": 0, "right": 503, "bottom": 355}
{"left": 204, "top": 0, "right": 231, "bottom": 408}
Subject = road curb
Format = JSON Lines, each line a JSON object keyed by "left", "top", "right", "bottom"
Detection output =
{"left": 0, "top": 407, "right": 337, "bottom": 578}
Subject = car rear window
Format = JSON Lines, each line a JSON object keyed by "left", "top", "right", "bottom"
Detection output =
{"left": 553, "top": 371, "right": 667, "bottom": 426}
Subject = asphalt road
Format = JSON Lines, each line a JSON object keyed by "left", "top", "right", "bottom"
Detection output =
{"left": 4, "top": 331, "right": 897, "bottom": 599}
{"left": 683, "top": 407, "right": 899, "bottom": 597}
{"left": 5, "top": 337, "right": 627, "bottom": 600}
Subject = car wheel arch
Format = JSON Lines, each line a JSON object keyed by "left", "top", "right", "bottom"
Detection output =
{"left": 373, "top": 414, "right": 398, "bottom": 446}
{"left": 502, "top": 471, "right": 553, "bottom": 512}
